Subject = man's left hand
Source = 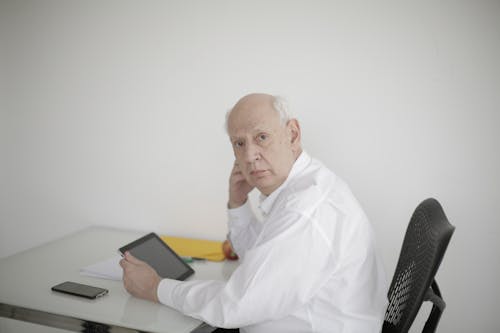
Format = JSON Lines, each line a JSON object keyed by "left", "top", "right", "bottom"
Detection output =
{"left": 120, "top": 252, "right": 161, "bottom": 303}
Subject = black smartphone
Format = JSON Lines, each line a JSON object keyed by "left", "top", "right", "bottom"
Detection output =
{"left": 51, "top": 281, "right": 108, "bottom": 299}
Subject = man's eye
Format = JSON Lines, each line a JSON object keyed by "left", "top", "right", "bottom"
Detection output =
{"left": 258, "top": 134, "right": 267, "bottom": 141}
{"left": 233, "top": 141, "right": 244, "bottom": 148}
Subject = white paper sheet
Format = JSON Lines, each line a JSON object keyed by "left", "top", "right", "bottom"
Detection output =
{"left": 80, "top": 255, "right": 123, "bottom": 280}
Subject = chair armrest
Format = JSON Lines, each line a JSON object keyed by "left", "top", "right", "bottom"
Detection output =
{"left": 422, "top": 280, "right": 446, "bottom": 333}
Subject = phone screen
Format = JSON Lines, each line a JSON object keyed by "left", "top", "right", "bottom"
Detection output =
{"left": 51, "top": 281, "right": 108, "bottom": 299}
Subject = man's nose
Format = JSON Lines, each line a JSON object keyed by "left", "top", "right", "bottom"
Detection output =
{"left": 244, "top": 143, "right": 261, "bottom": 162}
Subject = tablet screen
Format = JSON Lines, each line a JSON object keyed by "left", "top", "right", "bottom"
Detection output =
{"left": 119, "top": 233, "right": 194, "bottom": 280}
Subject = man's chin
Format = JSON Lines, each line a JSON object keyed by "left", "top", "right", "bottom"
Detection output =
{"left": 255, "top": 182, "right": 277, "bottom": 196}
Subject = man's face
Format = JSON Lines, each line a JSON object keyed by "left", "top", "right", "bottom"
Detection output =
{"left": 227, "top": 96, "right": 300, "bottom": 196}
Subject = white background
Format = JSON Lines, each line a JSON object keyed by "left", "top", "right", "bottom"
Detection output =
{"left": 1, "top": 1, "right": 499, "bottom": 332}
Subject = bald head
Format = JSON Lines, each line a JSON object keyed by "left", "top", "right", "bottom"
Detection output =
{"left": 233, "top": 93, "right": 274, "bottom": 113}
{"left": 225, "top": 93, "right": 291, "bottom": 134}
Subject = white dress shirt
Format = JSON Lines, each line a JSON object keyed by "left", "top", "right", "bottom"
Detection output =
{"left": 158, "top": 152, "right": 388, "bottom": 332}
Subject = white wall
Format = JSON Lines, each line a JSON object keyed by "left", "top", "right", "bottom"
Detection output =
{"left": 1, "top": 1, "right": 499, "bottom": 332}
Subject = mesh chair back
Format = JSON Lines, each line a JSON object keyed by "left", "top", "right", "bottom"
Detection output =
{"left": 383, "top": 198, "right": 455, "bottom": 333}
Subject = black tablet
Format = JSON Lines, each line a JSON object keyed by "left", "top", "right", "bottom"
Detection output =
{"left": 119, "top": 232, "right": 194, "bottom": 280}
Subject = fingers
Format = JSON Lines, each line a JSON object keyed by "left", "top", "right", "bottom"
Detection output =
{"left": 120, "top": 252, "right": 146, "bottom": 277}
{"left": 228, "top": 160, "right": 255, "bottom": 208}
{"left": 230, "top": 163, "right": 246, "bottom": 182}
{"left": 231, "top": 162, "right": 241, "bottom": 175}
{"left": 120, "top": 255, "right": 162, "bottom": 303}
{"left": 120, "top": 254, "right": 144, "bottom": 294}
{"left": 123, "top": 251, "right": 145, "bottom": 265}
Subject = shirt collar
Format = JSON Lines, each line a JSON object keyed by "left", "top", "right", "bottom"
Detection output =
{"left": 258, "top": 151, "right": 311, "bottom": 217}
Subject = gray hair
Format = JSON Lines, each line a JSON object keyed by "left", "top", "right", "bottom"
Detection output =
{"left": 224, "top": 95, "right": 292, "bottom": 134}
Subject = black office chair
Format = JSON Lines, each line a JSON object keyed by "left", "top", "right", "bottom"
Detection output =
{"left": 382, "top": 198, "right": 455, "bottom": 333}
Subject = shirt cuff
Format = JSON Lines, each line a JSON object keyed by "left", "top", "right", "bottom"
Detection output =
{"left": 227, "top": 200, "right": 254, "bottom": 226}
{"left": 157, "top": 278, "right": 183, "bottom": 308}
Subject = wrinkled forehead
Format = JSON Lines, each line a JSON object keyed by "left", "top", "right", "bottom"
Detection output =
{"left": 227, "top": 103, "right": 281, "bottom": 138}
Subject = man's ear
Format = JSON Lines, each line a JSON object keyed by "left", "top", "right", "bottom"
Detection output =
{"left": 286, "top": 119, "right": 301, "bottom": 148}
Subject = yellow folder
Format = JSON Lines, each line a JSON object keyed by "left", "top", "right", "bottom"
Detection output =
{"left": 160, "top": 235, "right": 225, "bottom": 262}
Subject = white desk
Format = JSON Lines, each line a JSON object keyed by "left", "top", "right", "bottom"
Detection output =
{"left": 0, "top": 227, "right": 238, "bottom": 333}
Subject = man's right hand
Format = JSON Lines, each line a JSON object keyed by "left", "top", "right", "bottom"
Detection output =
{"left": 228, "top": 162, "right": 254, "bottom": 209}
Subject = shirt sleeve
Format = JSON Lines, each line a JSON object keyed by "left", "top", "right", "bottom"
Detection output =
{"left": 157, "top": 209, "right": 336, "bottom": 328}
{"left": 227, "top": 200, "right": 262, "bottom": 258}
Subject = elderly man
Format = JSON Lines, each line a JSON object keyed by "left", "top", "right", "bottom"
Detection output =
{"left": 120, "top": 93, "right": 388, "bottom": 333}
